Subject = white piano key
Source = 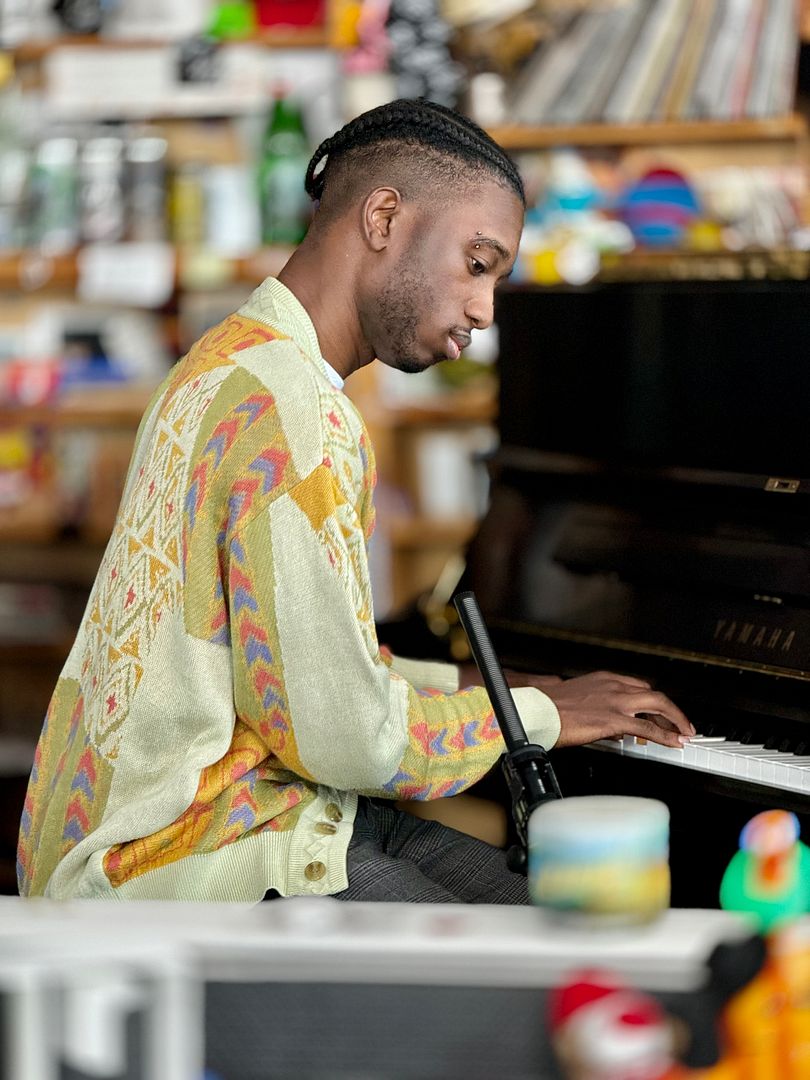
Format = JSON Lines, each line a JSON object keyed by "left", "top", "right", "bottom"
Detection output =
{"left": 631, "top": 737, "right": 649, "bottom": 758}
{"left": 770, "top": 757, "right": 801, "bottom": 791}
{"left": 781, "top": 758, "right": 810, "bottom": 795}
{"left": 772, "top": 760, "right": 794, "bottom": 792}
{"left": 742, "top": 751, "right": 786, "bottom": 784}
{"left": 648, "top": 739, "right": 685, "bottom": 759}
{"left": 760, "top": 758, "right": 777, "bottom": 786}
{"left": 687, "top": 742, "right": 714, "bottom": 771}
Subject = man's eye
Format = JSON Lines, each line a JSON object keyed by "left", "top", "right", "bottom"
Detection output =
{"left": 470, "top": 258, "right": 487, "bottom": 275}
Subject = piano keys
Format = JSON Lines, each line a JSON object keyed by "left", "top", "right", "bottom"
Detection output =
{"left": 592, "top": 735, "right": 810, "bottom": 797}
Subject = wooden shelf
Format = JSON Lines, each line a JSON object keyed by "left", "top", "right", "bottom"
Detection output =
{"left": 597, "top": 248, "right": 810, "bottom": 282}
{"left": 488, "top": 115, "right": 808, "bottom": 149}
{"left": 12, "top": 28, "right": 333, "bottom": 62}
{"left": 0, "top": 383, "right": 155, "bottom": 429}
{"left": 0, "top": 245, "right": 295, "bottom": 295}
{"left": 388, "top": 517, "right": 477, "bottom": 549}
{"left": 0, "top": 638, "right": 75, "bottom": 658}
{"left": 252, "top": 26, "right": 333, "bottom": 48}
{"left": 503, "top": 249, "right": 810, "bottom": 288}
{"left": 0, "top": 542, "right": 103, "bottom": 585}
{"left": 381, "top": 393, "right": 497, "bottom": 428}
{"left": 0, "top": 251, "right": 78, "bottom": 292}
{"left": 6, "top": 241, "right": 803, "bottom": 299}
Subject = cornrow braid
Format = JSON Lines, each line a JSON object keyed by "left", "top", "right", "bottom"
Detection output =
{"left": 305, "top": 98, "right": 525, "bottom": 207}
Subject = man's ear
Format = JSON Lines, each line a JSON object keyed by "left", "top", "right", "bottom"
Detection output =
{"left": 362, "top": 187, "right": 403, "bottom": 252}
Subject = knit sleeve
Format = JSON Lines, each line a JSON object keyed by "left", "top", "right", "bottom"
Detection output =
{"left": 229, "top": 464, "right": 559, "bottom": 801}
{"left": 386, "top": 654, "right": 459, "bottom": 694}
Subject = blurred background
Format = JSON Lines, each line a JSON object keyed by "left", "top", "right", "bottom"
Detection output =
{"left": 0, "top": 0, "right": 809, "bottom": 891}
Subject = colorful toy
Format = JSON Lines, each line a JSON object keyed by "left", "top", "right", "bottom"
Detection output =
{"left": 621, "top": 167, "right": 700, "bottom": 247}
{"left": 547, "top": 969, "right": 687, "bottom": 1080}
{"left": 719, "top": 810, "right": 810, "bottom": 932}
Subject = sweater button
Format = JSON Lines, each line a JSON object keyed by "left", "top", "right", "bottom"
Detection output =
{"left": 315, "top": 822, "right": 337, "bottom": 835}
{"left": 324, "top": 803, "right": 342, "bottom": 823}
{"left": 305, "top": 861, "right": 326, "bottom": 882}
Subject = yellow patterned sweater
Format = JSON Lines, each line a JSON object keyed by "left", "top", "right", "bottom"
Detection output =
{"left": 17, "top": 278, "right": 560, "bottom": 901}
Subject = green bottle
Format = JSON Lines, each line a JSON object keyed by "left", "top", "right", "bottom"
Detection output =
{"left": 258, "top": 91, "right": 311, "bottom": 246}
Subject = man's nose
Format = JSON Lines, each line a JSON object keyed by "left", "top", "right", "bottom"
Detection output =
{"left": 465, "top": 288, "right": 495, "bottom": 330}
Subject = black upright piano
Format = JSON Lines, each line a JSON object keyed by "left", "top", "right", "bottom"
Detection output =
{"left": 463, "top": 279, "right": 810, "bottom": 908}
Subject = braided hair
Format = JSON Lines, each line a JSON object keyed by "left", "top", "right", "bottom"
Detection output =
{"left": 305, "top": 98, "right": 525, "bottom": 212}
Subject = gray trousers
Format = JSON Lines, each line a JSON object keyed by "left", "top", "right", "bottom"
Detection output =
{"left": 332, "top": 797, "right": 530, "bottom": 904}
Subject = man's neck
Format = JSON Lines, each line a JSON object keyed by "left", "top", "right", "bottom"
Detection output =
{"left": 277, "top": 237, "right": 374, "bottom": 380}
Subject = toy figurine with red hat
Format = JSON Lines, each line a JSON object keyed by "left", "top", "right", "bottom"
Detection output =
{"left": 547, "top": 969, "right": 689, "bottom": 1080}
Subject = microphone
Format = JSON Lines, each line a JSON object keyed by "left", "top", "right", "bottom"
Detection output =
{"left": 454, "top": 590, "right": 562, "bottom": 874}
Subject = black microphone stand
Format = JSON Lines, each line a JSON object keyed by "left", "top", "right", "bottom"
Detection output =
{"left": 453, "top": 591, "right": 563, "bottom": 874}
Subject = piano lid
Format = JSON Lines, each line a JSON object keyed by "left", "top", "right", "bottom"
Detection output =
{"left": 466, "top": 280, "right": 810, "bottom": 708}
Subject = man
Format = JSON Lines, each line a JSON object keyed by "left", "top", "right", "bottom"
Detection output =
{"left": 18, "top": 99, "right": 693, "bottom": 903}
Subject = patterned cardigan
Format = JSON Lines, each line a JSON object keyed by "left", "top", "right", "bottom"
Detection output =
{"left": 18, "top": 278, "right": 559, "bottom": 901}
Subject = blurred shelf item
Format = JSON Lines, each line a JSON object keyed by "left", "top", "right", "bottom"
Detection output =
{"left": 488, "top": 116, "right": 809, "bottom": 150}
{"left": 23, "top": 31, "right": 341, "bottom": 121}
{"left": 802, "top": 0, "right": 810, "bottom": 41}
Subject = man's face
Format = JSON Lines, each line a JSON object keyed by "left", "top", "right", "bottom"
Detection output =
{"left": 364, "top": 179, "right": 523, "bottom": 374}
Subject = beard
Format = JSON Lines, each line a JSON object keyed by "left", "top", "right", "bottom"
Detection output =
{"left": 374, "top": 263, "right": 438, "bottom": 374}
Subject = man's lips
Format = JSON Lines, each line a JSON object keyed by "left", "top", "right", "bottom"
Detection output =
{"left": 447, "top": 331, "right": 472, "bottom": 359}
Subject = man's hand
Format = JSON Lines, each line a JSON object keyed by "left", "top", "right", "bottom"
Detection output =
{"left": 458, "top": 665, "right": 694, "bottom": 749}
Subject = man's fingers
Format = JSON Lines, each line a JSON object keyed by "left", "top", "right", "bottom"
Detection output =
{"left": 636, "top": 712, "right": 678, "bottom": 734}
{"left": 592, "top": 671, "right": 651, "bottom": 691}
{"left": 622, "top": 715, "right": 686, "bottom": 748}
{"left": 622, "top": 691, "right": 694, "bottom": 736}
